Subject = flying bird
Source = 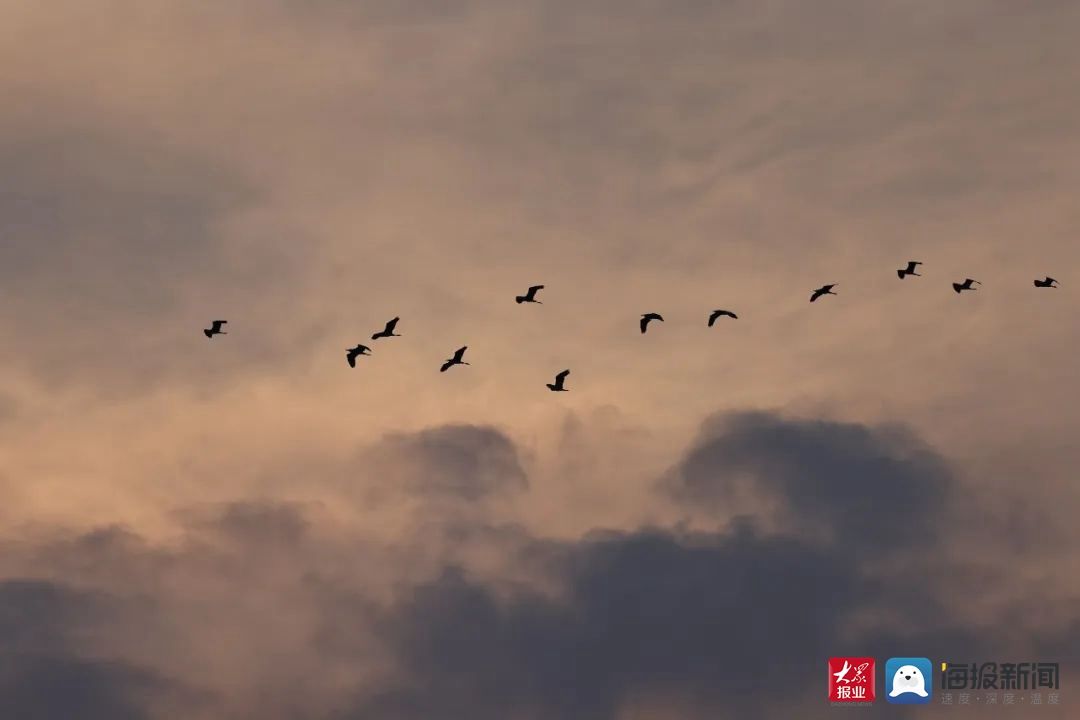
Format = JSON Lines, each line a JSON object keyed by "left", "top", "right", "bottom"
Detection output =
{"left": 897, "top": 261, "right": 923, "bottom": 279}
{"left": 371, "top": 317, "right": 401, "bottom": 340}
{"left": 708, "top": 309, "right": 738, "bottom": 326}
{"left": 952, "top": 278, "right": 980, "bottom": 293}
{"left": 640, "top": 313, "right": 664, "bottom": 333}
{"left": 346, "top": 344, "right": 371, "bottom": 368}
{"left": 809, "top": 284, "right": 837, "bottom": 302}
{"left": 1034, "top": 277, "right": 1059, "bottom": 288}
{"left": 546, "top": 369, "right": 570, "bottom": 392}
{"left": 204, "top": 320, "right": 227, "bottom": 338}
{"left": 515, "top": 285, "right": 544, "bottom": 304}
{"left": 440, "top": 346, "right": 470, "bottom": 372}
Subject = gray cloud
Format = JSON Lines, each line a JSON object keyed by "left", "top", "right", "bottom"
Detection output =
{"left": 1, "top": 412, "right": 1076, "bottom": 719}
{"left": 664, "top": 411, "right": 953, "bottom": 556}
{"left": 330, "top": 412, "right": 1073, "bottom": 719}
{"left": 370, "top": 424, "right": 528, "bottom": 501}
{"left": 0, "top": 580, "right": 194, "bottom": 720}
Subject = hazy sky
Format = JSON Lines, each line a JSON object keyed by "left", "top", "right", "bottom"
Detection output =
{"left": 1, "top": 1, "right": 1078, "bottom": 718}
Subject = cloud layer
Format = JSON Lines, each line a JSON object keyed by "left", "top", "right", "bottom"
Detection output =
{"left": 2, "top": 414, "right": 1075, "bottom": 718}
{"left": 3, "top": 1, "right": 1079, "bottom": 717}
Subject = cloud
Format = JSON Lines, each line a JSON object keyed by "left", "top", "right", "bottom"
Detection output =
{"left": 0, "top": 580, "right": 194, "bottom": 720}
{"left": 368, "top": 424, "right": 528, "bottom": 501}
{"left": 327, "top": 413, "right": 1071, "bottom": 719}
{"left": 0, "top": 414, "right": 1076, "bottom": 718}
{"left": 664, "top": 411, "right": 954, "bottom": 556}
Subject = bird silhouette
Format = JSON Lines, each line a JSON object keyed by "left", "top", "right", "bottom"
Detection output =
{"left": 204, "top": 320, "right": 227, "bottom": 338}
{"left": 810, "top": 284, "right": 837, "bottom": 302}
{"left": 952, "top": 278, "right": 980, "bottom": 293}
{"left": 640, "top": 313, "right": 664, "bottom": 333}
{"left": 897, "top": 261, "right": 923, "bottom": 279}
{"left": 516, "top": 285, "right": 544, "bottom": 304}
{"left": 708, "top": 309, "right": 738, "bottom": 326}
{"left": 440, "top": 346, "right": 469, "bottom": 372}
{"left": 1034, "top": 276, "right": 1059, "bottom": 288}
{"left": 371, "top": 317, "right": 401, "bottom": 340}
{"left": 546, "top": 369, "right": 570, "bottom": 392}
{"left": 346, "top": 344, "right": 371, "bottom": 368}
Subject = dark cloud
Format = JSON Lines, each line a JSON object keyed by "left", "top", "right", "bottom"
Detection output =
{"left": 0, "top": 580, "right": 188, "bottom": 720}
{"left": 1, "top": 415, "right": 1075, "bottom": 719}
{"left": 664, "top": 411, "right": 954, "bottom": 556}
{"left": 333, "top": 412, "right": 1070, "bottom": 719}
{"left": 372, "top": 424, "right": 528, "bottom": 500}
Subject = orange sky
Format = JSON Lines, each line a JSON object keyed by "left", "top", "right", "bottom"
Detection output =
{"left": 1, "top": 2, "right": 1078, "bottom": 718}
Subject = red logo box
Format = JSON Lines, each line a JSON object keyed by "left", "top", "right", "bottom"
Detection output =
{"left": 828, "top": 657, "right": 876, "bottom": 704}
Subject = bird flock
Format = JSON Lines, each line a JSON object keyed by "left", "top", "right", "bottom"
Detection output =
{"left": 203, "top": 266, "right": 1061, "bottom": 392}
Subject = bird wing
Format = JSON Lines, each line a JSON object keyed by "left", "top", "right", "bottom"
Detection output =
{"left": 810, "top": 289, "right": 822, "bottom": 301}
{"left": 347, "top": 353, "right": 356, "bottom": 368}
{"left": 440, "top": 360, "right": 452, "bottom": 372}
{"left": 454, "top": 346, "right": 468, "bottom": 360}
{"left": 385, "top": 317, "right": 399, "bottom": 331}
{"left": 556, "top": 369, "right": 570, "bottom": 382}
{"left": 640, "top": 316, "right": 649, "bottom": 333}
{"left": 529, "top": 285, "right": 544, "bottom": 293}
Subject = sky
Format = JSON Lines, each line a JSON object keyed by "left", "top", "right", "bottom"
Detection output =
{"left": 1, "top": 1, "right": 1078, "bottom": 717}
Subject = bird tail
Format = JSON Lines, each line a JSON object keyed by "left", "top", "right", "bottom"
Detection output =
{"left": 952, "top": 283, "right": 962, "bottom": 293}
{"left": 515, "top": 296, "right": 525, "bottom": 303}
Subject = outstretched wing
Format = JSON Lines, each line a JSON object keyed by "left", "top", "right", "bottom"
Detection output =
{"left": 640, "top": 316, "right": 649, "bottom": 333}
{"left": 454, "top": 346, "right": 468, "bottom": 360}
{"left": 556, "top": 369, "right": 570, "bottom": 382}
{"left": 385, "top": 317, "right": 399, "bottom": 332}
{"left": 810, "top": 289, "right": 823, "bottom": 302}
{"left": 440, "top": 359, "right": 453, "bottom": 372}
{"left": 708, "top": 311, "right": 720, "bottom": 327}
{"left": 529, "top": 285, "right": 544, "bottom": 294}
{"left": 347, "top": 352, "right": 357, "bottom": 368}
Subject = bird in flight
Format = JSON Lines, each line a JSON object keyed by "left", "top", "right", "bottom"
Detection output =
{"left": 708, "top": 309, "right": 738, "bottom": 326}
{"left": 640, "top": 313, "right": 664, "bottom": 333}
{"left": 346, "top": 344, "right": 371, "bottom": 368}
{"left": 1034, "top": 276, "right": 1059, "bottom": 288}
{"left": 897, "top": 261, "right": 923, "bottom": 279}
{"left": 204, "top": 320, "right": 227, "bottom": 338}
{"left": 440, "top": 346, "right": 470, "bottom": 372}
{"left": 515, "top": 285, "right": 544, "bottom": 304}
{"left": 547, "top": 369, "right": 570, "bottom": 392}
{"left": 952, "top": 278, "right": 980, "bottom": 293}
{"left": 810, "top": 284, "right": 838, "bottom": 302}
{"left": 371, "top": 317, "right": 401, "bottom": 340}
